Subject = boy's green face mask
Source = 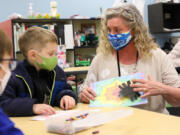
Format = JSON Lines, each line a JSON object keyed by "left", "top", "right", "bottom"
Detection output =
{"left": 35, "top": 54, "right": 58, "bottom": 71}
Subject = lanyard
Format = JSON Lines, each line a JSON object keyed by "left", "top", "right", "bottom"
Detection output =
{"left": 116, "top": 51, "right": 139, "bottom": 77}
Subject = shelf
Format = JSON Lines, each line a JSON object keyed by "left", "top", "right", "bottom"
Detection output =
{"left": 12, "top": 18, "right": 100, "bottom": 68}
{"left": 12, "top": 18, "right": 101, "bottom": 24}
{"left": 64, "top": 66, "right": 89, "bottom": 75}
{"left": 152, "top": 32, "right": 180, "bottom": 37}
{"left": 66, "top": 46, "right": 97, "bottom": 51}
{"left": 16, "top": 51, "right": 22, "bottom": 54}
{"left": 74, "top": 45, "right": 97, "bottom": 49}
{"left": 66, "top": 49, "right": 74, "bottom": 51}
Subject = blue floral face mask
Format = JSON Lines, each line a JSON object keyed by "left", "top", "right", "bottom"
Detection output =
{"left": 108, "top": 31, "right": 132, "bottom": 51}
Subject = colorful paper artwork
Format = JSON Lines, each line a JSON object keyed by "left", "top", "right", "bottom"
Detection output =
{"left": 90, "top": 73, "right": 147, "bottom": 107}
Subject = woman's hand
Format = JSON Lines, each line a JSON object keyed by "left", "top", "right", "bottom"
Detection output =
{"left": 131, "top": 75, "right": 165, "bottom": 98}
{"left": 60, "top": 96, "right": 76, "bottom": 110}
{"left": 79, "top": 88, "right": 96, "bottom": 104}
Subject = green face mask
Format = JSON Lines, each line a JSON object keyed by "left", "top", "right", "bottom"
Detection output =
{"left": 35, "top": 55, "right": 58, "bottom": 71}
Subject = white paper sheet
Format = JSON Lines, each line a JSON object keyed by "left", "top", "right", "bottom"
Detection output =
{"left": 31, "top": 109, "right": 100, "bottom": 121}
{"left": 64, "top": 24, "right": 74, "bottom": 49}
{"left": 31, "top": 110, "right": 78, "bottom": 121}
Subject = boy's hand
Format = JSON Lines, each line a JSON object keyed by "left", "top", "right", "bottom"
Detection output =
{"left": 60, "top": 96, "right": 75, "bottom": 110}
{"left": 33, "top": 104, "right": 56, "bottom": 115}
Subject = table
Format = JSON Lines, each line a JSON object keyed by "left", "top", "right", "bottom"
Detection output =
{"left": 64, "top": 66, "right": 89, "bottom": 94}
{"left": 11, "top": 103, "right": 180, "bottom": 135}
{"left": 64, "top": 66, "right": 89, "bottom": 75}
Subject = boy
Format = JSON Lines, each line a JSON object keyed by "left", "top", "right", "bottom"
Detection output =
{"left": 0, "top": 29, "right": 23, "bottom": 134}
{"left": 0, "top": 27, "right": 77, "bottom": 116}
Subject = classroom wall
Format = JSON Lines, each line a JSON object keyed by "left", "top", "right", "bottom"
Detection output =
{"left": 0, "top": 0, "right": 179, "bottom": 47}
{"left": 0, "top": 0, "right": 116, "bottom": 21}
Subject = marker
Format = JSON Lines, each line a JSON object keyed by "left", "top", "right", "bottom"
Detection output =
{"left": 92, "top": 130, "right": 99, "bottom": 134}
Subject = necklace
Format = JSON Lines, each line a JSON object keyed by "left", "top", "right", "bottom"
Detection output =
{"left": 116, "top": 51, "right": 139, "bottom": 76}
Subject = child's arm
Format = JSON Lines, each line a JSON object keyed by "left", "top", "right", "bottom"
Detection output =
{"left": 55, "top": 83, "right": 78, "bottom": 108}
{"left": 54, "top": 66, "right": 78, "bottom": 108}
{"left": 0, "top": 76, "right": 36, "bottom": 116}
{"left": 0, "top": 108, "right": 23, "bottom": 134}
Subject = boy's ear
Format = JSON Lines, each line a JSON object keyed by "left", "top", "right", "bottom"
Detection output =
{"left": 27, "top": 50, "right": 36, "bottom": 61}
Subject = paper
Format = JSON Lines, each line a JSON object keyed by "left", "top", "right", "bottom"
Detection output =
{"left": 31, "top": 110, "right": 78, "bottom": 121}
{"left": 90, "top": 72, "right": 147, "bottom": 107}
{"left": 45, "top": 109, "right": 133, "bottom": 135}
{"left": 32, "top": 109, "right": 100, "bottom": 121}
{"left": 64, "top": 24, "right": 74, "bottom": 49}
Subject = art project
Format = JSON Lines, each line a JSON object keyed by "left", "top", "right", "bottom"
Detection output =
{"left": 90, "top": 72, "right": 147, "bottom": 107}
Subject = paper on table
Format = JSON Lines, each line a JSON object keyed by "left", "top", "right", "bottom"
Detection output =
{"left": 31, "top": 110, "right": 79, "bottom": 121}
{"left": 31, "top": 109, "right": 100, "bottom": 121}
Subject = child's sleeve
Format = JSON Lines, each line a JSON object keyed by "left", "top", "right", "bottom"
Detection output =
{"left": 0, "top": 107, "right": 24, "bottom": 134}
{"left": 0, "top": 75, "right": 37, "bottom": 116}
{"left": 55, "top": 83, "right": 78, "bottom": 107}
{"left": 53, "top": 67, "right": 78, "bottom": 107}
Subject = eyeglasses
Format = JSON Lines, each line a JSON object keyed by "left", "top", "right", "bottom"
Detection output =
{"left": 0, "top": 59, "right": 18, "bottom": 71}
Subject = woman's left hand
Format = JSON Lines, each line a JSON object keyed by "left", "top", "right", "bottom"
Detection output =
{"left": 60, "top": 96, "right": 76, "bottom": 110}
{"left": 131, "top": 75, "right": 165, "bottom": 98}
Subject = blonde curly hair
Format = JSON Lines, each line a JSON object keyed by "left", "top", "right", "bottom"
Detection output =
{"left": 97, "top": 3, "right": 158, "bottom": 59}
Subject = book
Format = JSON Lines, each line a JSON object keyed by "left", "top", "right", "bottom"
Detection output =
{"left": 90, "top": 72, "right": 147, "bottom": 107}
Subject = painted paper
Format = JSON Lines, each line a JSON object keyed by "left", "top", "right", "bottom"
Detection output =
{"left": 90, "top": 72, "right": 147, "bottom": 107}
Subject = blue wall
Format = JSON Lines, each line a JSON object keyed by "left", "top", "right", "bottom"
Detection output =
{"left": 0, "top": 0, "right": 116, "bottom": 21}
{"left": 0, "top": 0, "right": 179, "bottom": 47}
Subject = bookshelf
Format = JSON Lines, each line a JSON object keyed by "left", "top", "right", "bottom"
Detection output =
{"left": 11, "top": 18, "right": 101, "bottom": 93}
{"left": 11, "top": 18, "right": 101, "bottom": 67}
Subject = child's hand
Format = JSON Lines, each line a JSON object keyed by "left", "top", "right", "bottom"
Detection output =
{"left": 33, "top": 104, "right": 56, "bottom": 115}
{"left": 60, "top": 96, "right": 75, "bottom": 110}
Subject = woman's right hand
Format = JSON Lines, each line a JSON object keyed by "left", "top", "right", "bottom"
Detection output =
{"left": 79, "top": 88, "right": 96, "bottom": 104}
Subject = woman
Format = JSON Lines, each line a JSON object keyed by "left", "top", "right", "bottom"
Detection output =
{"left": 168, "top": 41, "right": 180, "bottom": 74}
{"left": 79, "top": 3, "right": 180, "bottom": 113}
{"left": 0, "top": 29, "right": 23, "bottom": 134}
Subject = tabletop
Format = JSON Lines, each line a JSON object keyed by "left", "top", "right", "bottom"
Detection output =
{"left": 11, "top": 103, "right": 180, "bottom": 135}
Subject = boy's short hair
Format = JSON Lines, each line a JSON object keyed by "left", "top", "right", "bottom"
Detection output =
{"left": 0, "top": 29, "right": 12, "bottom": 62}
{"left": 18, "top": 27, "right": 58, "bottom": 57}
